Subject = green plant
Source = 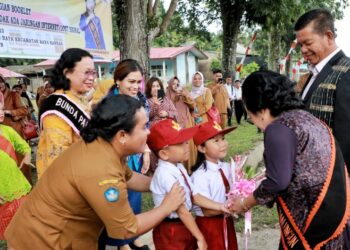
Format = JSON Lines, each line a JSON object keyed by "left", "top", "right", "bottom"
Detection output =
{"left": 210, "top": 58, "right": 222, "bottom": 72}
{"left": 238, "top": 62, "right": 260, "bottom": 79}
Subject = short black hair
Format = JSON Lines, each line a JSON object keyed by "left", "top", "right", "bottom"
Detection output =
{"left": 51, "top": 48, "right": 93, "bottom": 91}
{"left": 242, "top": 70, "right": 304, "bottom": 117}
{"left": 80, "top": 95, "right": 142, "bottom": 143}
{"left": 12, "top": 84, "right": 22, "bottom": 90}
{"left": 234, "top": 79, "right": 241, "bottom": 83}
{"left": 294, "top": 9, "right": 335, "bottom": 36}
{"left": 212, "top": 69, "right": 222, "bottom": 74}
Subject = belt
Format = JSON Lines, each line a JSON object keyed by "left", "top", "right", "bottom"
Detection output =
{"left": 163, "top": 217, "right": 181, "bottom": 222}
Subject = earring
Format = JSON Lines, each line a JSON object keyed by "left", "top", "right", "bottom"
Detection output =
{"left": 120, "top": 140, "right": 125, "bottom": 145}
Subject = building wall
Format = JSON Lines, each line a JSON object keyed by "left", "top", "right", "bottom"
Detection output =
{"left": 187, "top": 52, "right": 197, "bottom": 85}
{"left": 149, "top": 59, "right": 174, "bottom": 87}
{"left": 176, "top": 54, "right": 186, "bottom": 86}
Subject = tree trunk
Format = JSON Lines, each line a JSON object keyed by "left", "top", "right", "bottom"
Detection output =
{"left": 115, "top": 0, "right": 149, "bottom": 75}
{"left": 220, "top": 1, "right": 244, "bottom": 78}
{"left": 267, "top": 27, "right": 281, "bottom": 72}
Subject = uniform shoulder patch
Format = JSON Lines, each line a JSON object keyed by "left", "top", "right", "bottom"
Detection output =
{"left": 104, "top": 187, "right": 119, "bottom": 202}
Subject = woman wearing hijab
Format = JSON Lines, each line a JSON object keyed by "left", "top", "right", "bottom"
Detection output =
{"left": 166, "top": 76, "right": 197, "bottom": 172}
{"left": 190, "top": 72, "right": 213, "bottom": 124}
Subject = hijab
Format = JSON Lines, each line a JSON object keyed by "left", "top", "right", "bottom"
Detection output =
{"left": 190, "top": 71, "right": 206, "bottom": 99}
{"left": 166, "top": 77, "right": 192, "bottom": 128}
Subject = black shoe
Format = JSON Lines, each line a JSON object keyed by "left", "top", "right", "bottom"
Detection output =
{"left": 129, "top": 242, "right": 150, "bottom": 250}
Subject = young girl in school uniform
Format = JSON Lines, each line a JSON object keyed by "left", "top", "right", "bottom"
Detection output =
{"left": 191, "top": 121, "right": 238, "bottom": 250}
{"left": 148, "top": 119, "right": 230, "bottom": 250}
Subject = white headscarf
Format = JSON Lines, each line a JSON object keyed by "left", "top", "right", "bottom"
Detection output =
{"left": 190, "top": 71, "right": 206, "bottom": 99}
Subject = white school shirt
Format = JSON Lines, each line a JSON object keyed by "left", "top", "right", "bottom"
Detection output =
{"left": 191, "top": 161, "right": 232, "bottom": 216}
{"left": 225, "top": 84, "right": 235, "bottom": 100}
{"left": 233, "top": 87, "right": 242, "bottom": 101}
{"left": 150, "top": 159, "right": 198, "bottom": 219}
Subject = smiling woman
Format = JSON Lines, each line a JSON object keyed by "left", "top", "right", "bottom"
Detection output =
{"left": 4, "top": 95, "right": 186, "bottom": 250}
{"left": 36, "top": 48, "right": 95, "bottom": 178}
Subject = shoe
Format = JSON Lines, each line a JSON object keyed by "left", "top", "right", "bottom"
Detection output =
{"left": 128, "top": 242, "right": 150, "bottom": 250}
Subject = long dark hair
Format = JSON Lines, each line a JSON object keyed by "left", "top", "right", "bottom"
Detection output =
{"left": 51, "top": 48, "right": 93, "bottom": 91}
{"left": 145, "top": 77, "right": 164, "bottom": 98}
{"left": 191, "top": 144, "right": 207, "bottom": 173}
{"left": 80, "top": 95, "right": 142, "bottom": 143}
{"left": 242, "top": 70, "right": 304, "bottom": 117}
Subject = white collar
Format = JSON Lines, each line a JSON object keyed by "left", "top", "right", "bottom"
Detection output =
{"left": 205, "top": 160, "right": 224, "bottom": 171}
{"left": 309, "top": 48, "right": 340, "bottom": 75}
{"left": 158, "top": 159, "right": 183, "bottom": 173}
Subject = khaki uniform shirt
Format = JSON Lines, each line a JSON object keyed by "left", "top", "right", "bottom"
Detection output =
{"left": 194, "top": 88, "right": 213, "bottom": 123}
{"left": 5, "top": 138, "right": 137, "bottom": 250}
{"left": 207, "top": 82, "right": 229, "bottom": 114}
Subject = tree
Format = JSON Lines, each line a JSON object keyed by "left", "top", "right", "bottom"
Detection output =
{"left": 181, "top": 0, "right": 348, "bottom": 76}
{"left": 152, "top": 4, "right": 222, "bottom": 51}
{"left": 239, "top": 62, "right": 260, "bottom": 79}
{"left": 245, "top": 0, "right": 348, "bottom": 72}
{"left": 113, "top": 0, "right": 178, "bottom": 76}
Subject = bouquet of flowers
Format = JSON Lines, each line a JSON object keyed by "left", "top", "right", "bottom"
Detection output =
{"left": 226, "top": 155, "right": 265, "bottom": 250}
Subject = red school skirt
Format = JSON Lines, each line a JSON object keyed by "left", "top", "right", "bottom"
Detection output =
{"left": 153, "top": 218, "right": 197, "bottom": 250}
{"left": 196, "top": 215, "right": 238, "bottom": 250}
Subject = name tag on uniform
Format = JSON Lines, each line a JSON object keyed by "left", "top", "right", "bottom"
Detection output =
{"left": 104, "top": 187, "right": 119, "bottom": 202}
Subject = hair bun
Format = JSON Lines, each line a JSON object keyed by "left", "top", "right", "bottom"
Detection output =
{"left": 80, "top": 125, "right": 98, "bottom": 143}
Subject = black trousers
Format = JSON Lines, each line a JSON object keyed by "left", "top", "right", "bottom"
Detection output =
{"left": 234, "top": 100, "right": 244, "bottom": 124}
{"left": 227, "top": 100, "right": 234, "bottom": 126}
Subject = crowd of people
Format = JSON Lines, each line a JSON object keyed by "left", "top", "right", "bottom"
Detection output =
{"left": 1, "top": 8, "right": 350, "bottom": 250}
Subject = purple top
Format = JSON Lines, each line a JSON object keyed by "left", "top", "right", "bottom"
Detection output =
{"left": 253, "top": 109, "right": 350, "bottom": 249}
{"left": 261, "top": 123, "right": 296, "bottom": 194}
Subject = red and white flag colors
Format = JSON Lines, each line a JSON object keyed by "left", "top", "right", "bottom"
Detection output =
{"left": 236, "top": 32, "right": 258, "bottom": 79}
{"left": 279, "top": 39, "right": 297, "bottom": 74}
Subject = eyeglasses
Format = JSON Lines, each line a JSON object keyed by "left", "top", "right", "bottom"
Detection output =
{"left": 77, "top": 70, "right": 97, "bottom": 78}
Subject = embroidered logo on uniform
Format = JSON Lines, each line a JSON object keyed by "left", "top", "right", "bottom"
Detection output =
{"left": 213, "top": 121, "right": 222, "bottom": 131}
{"left": 171, "top": 120, "right": 181, "bottom": 131}
{"left": 104, "top": 187, "right": 119, "bottom": 202}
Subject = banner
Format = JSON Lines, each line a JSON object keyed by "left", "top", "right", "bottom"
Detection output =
{"left": 0, "top": 0, "right": 113, "bottom": 60}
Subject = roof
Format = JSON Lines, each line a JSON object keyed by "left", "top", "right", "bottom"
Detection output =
{"left": 0, "top": 67, "right": 26, "bottom": 78}
{"left": 34, "top": 58, "right": 112, "bottom": 69}
{"left": 6, "top": 65, "right": 43, "bottom": 74}
{"left": 112, "top": 45, "right": 208, "bottom": 61}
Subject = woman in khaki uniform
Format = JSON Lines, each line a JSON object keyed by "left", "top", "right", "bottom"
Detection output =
{"left": 5, "top": 95, "right": 185, "bottom": 250}
{"left": 190, "top": 72, "right": 213, "bottom": 124}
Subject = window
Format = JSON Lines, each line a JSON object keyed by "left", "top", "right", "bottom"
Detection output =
{"left": 150, "top": 65, "right": 167, "bottom": 78}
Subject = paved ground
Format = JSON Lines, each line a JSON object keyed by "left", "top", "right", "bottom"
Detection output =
{"left": 106, "top": 227, "right": 280, "bottom": 250}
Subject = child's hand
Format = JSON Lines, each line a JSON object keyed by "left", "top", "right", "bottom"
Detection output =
{"left": 219, "top": 203, "right": 231, "bottom": 214}
{"left": 197, "top": 237, "right": 208, "bottom": 250}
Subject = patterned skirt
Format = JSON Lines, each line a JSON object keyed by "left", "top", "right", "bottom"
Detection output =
{"left": 0, "top": 196, "right": 27, "bottom": 239}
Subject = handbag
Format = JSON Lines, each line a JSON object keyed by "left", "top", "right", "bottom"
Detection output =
{"left": 201, "top": 91, "right": 221, "bottom": 124}
{"left": 207, "top": 105, "right": 221, "bottom": 124}
{"left": 22, "top": 119, "right": 39, "bottom": 140}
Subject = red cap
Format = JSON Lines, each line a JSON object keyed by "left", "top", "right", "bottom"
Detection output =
{"left": 147, "top": 119, "right": 199, "bottom": 151}
{"left": 193, "top": 121, "right": 237, "bottom": 145}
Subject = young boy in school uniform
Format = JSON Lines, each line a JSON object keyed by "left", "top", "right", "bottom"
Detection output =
{"left": 148, "top": 119, "right": 229, "bottom": 250}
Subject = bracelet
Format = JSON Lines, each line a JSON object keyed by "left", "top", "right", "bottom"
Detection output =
{"left": 240, "top": 197, "right": 249, "bottom": 212}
